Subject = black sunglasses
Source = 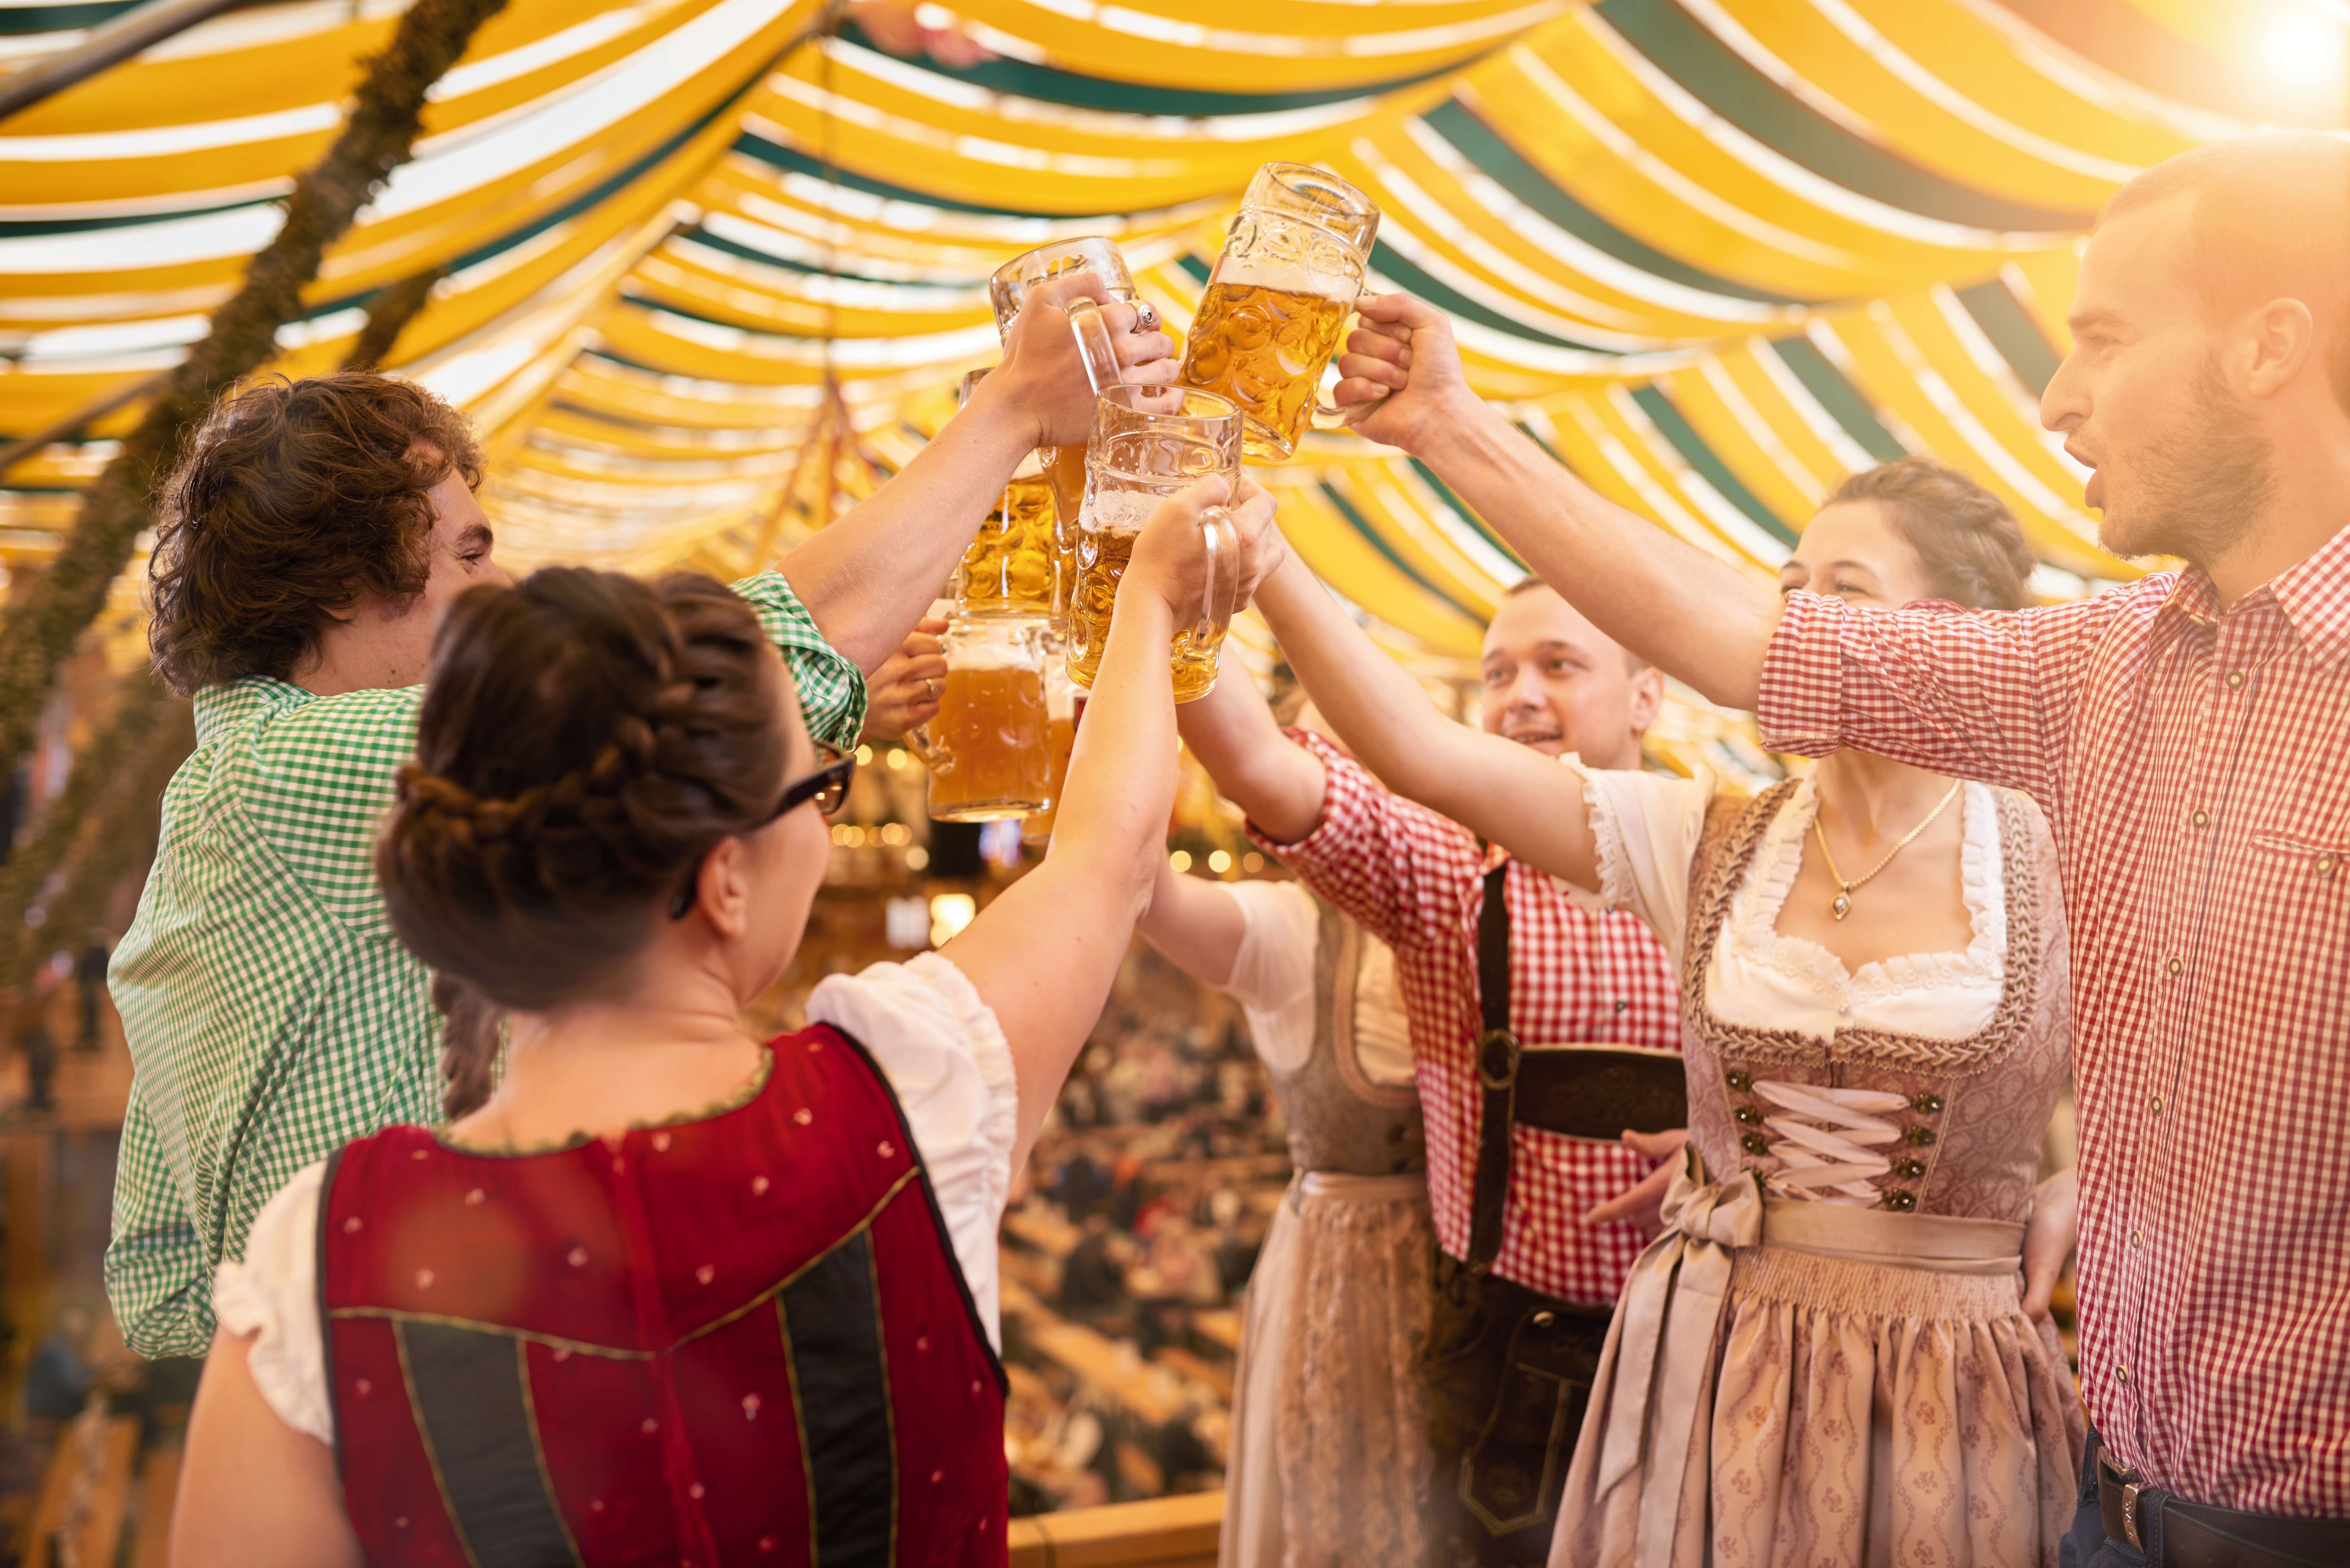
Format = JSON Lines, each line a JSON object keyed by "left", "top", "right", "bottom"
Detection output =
{"left": 669, "top": 743, "right": 858, "bottom": 919}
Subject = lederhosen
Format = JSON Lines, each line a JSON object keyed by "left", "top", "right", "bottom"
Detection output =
{"left": 1424, "top": 865, "right": 1687, "bottom": 1568}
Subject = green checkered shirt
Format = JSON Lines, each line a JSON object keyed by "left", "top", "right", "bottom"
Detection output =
{"left": 105, "top": 573, "right": 865, "bottom": 1358}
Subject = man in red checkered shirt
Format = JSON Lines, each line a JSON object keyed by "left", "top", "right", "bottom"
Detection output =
{"left": 1179, "top": 580, "right": 1682, "bottom": 1568}
{"left": 1329, "top": 134, "right": 2350, "bottom": 1565}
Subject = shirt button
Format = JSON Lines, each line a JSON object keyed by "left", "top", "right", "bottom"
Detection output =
{"left": 2190, "top": 809, "right": 2209, "bottom": 828}
{"left": 2166, "top": 956, "right": 2184, "bottom": 977}
{"left": 2225, "top": 670, "right": 2245, "bottom": 690}
{"left": 2115, "top": 1365, "right": 2132, "bottom": 1384}
{"left": 2317, "top": 855, "right": 2338, "bottom": 878}
{"left": 2150, "top": 1095, "right": 2164, "bottom": 1117}
{"left": 2131, "top": 1229, "right": 2144, "bottom": 1248}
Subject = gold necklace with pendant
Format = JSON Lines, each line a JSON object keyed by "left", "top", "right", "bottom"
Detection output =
{"left": 1810, "top": 779, "right": 1964, "bottom": 921}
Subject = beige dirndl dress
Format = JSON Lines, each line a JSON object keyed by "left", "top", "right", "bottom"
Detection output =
{"left": 1549, "top": 774, "right": 2084, "bottom": 1568}
{"left": 1211, "top": 883, "right": 1437, "bottom": 1568}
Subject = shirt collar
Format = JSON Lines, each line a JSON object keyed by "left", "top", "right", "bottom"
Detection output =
{"left": 191, "top": 675, "right": 308, "bottom": 743}
{"left": 2152, "top": 521, "right": 2350, "bottom": 668}
{"left": 2267, "top": 518, "right": 2350, "bottom": 669}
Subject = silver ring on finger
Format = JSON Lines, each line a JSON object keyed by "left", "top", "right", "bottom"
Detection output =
{"left": 925, "top": 678, "right": 940, "bottom": 702}
{"left": 1133, "top": 301, "right": 1160, "bottom": 334}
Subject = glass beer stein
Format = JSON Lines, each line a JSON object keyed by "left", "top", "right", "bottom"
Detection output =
{"left": 1020, "top": 647, "right": 1083, "bottom": 846}
{"left": 1068, "top": 386, "right": 1243, "bottom": 705}
{"left": 1178, "top": 162, "right": 1379, "bottom": 461}
{"left": 913, "top": 614, "right": 1055, "bottom": 822}
{"left": 956, "top": 370, "right": 1056, "bottom": 616}
{"left": 990, "top": 238, "right": 1143, "bottom": 629}
{"left": 989, "top": 236, "right": 1139, "bottom": 398}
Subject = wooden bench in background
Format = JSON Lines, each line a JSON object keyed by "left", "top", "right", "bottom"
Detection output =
{"left": 24, "top": 1407, "right": 137, "bottom": 1568}
{"left": 1009, "top": 1491, "right": 1222, "bottom": 1568}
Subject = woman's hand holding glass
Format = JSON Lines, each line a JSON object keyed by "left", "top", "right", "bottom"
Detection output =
{"left": 858, "top": 617, "right": 950, "bottom": 743}
{"left": 989, "top": 272, "right": 1177, "bottom": 450}
{"left": 1122, "top": 473, "right": 1284, "bottom": 628}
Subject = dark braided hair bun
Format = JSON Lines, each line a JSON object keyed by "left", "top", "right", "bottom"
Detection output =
{"left": 375, "top": 567, "right": 792, "bottom": 1116}
{"left": 1825, "top": 458, "right": 2037, "bottom": 612}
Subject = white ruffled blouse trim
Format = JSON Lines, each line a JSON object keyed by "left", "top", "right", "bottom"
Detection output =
{"left": 1556, "top": 753, "right": 1639, "bottom": 913}
{"left": 1728, "top": 773, "right": 2005, "bottom": 1006}
{"left": 808, "top": 950, "right": 1020, "bottom": 1350}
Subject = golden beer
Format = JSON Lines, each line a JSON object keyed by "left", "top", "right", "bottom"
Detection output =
{"left": 1178, "top": 272, "right": 1352, "bottom": 461}
{"left": 1068, "top": 497, "right": 1225, "bottom": 705}
{"left": 1067, "top": 386, "right": 1242, "bottom": 704}
{"left": 925, "top": 663, "right": 1052, "bottom": 822}
{"left": 1020, "top": 712, "right": 1081, "bottom": 844}
{"left": 1043, "top": 444, "right": 1088, "bottom": 629}
{"left": 960, "top": 472, "right": 1055, "bottom": 614}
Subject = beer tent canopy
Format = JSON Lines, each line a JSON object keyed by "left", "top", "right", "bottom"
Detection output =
{"left": 4, "top": 0, "right": 2347, "bottom": 728}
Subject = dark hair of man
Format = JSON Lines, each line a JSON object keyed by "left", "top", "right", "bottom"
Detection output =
{"left": 1825, "top": 459, "right": 2035, "bottom": 612}
{"left": 147, "top": 373, "right": 484, "bottom": 696}
{"left": 374, "top": 568, "right": 792, "bottom": 1118}
{"left": 2096, "top": 131, "right": 2350, "bottom": 415}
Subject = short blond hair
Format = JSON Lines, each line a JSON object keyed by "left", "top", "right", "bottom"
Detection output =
{"left": 2099, "top": 132, "right": 2350, "bottom": 414}
{"left": 1497, "top": 576, "right": 1648, "bottom": 674}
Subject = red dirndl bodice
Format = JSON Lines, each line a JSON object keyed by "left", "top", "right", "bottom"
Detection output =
{"left": 317, "top": 1023, "right": 1009, "bottom": 1567}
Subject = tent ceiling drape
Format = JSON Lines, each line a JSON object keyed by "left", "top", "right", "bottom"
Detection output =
{"left": 3, "top": 0, "right": 2344, "bottom": 718}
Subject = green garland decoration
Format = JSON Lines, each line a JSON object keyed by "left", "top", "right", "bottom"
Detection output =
{"left": 0, "top": 0, "right": 512, "bottom": 766}
{"left": 343, "top": 264, "right": 449, "bottom": 371}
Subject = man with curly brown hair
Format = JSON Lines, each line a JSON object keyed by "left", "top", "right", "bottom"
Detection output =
{"left": 108, "top": 278, "right": 1167, "bottom": 1357}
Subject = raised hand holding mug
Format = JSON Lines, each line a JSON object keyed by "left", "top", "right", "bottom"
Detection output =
{"left": 1178, "top": 162, "right": 1380, "bottom": 461}
{"left": 1068, "top": 386, "right": 1244, "bottom": 704}
{"left": 989, "top": 238, "right": 1171, "bottom": 629}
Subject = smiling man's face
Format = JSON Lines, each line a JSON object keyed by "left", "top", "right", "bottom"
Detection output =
{"left": 1477, "top": 583, "right": 1656, "bottom": 771}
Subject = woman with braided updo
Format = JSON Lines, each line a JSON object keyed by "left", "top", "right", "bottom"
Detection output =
{"left": 174, "top": 476, "right": 1282, "bottom": 1568}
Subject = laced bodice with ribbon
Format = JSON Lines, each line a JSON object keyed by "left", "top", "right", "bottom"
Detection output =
{"left": 1747, "top": 1080, "right": 1910, "bottom": 1204}
{"left": 1675, "top": 779, "right": 2071, "bottom": 1226}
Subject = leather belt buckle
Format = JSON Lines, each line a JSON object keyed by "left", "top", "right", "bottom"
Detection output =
{"left": 2101, "top": 1449, "right": 2148, "bottom": 1552}
{"left": 1476, "top": 1027, "right": 1520, "bottom": 1091}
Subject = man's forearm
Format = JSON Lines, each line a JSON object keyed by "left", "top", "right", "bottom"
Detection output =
{"left": 1418, "top": 398, "right": 1781, "bottom": 709}
{"left": 777, "top": 385, "right": 1036, "bottom": 672}
{"left": 1174, "top": 668, "right": 1325, "bottom": 844}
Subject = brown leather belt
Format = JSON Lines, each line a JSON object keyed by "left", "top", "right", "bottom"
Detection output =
{"left": 2100, "top": 1449, "right": 2350, "bottom": 1567}
{"left": 1466, "top": 863, "right": 1687, "bottom": 1273}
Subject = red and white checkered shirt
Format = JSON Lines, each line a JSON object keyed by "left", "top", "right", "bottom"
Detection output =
{"left": 1760, "top": 524, "right": 2350, "bottom": 1517}
{"left": 1247, "top": 731, "right": 1681, "bottom": 1307}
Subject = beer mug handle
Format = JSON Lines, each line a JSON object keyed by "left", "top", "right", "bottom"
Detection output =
{"left": 906, "top": 719, "right": 946, "bottom": 774}
{"left": 1312, "top": 290, "right": 1381, "bottom": 429}
{"left": 1065, "top": 301, "right": 1126, "bottom": 395}
{"left": 1193, "top": 505, "right": 1240, "bottom": 646}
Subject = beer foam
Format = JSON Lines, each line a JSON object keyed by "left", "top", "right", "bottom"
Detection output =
{"left": 949, "top": 642, "right": 1042, "bottom": 673}
{"left": 1211, "top": 258, "right": 1357, "bottom": 303}
{"left": 1078, "top": 488, "right": 1165, "bottom": 535}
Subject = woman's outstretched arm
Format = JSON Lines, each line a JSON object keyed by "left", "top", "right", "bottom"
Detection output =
{"left": 944, "top": 476, "right": 1283, "bottom": 1168}
{"left": 1250, "top": 551, "right": 1603, "bottom": 888}
{"left": 1134, "top": 855, "right": 1249, "bottom": 989}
